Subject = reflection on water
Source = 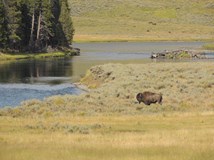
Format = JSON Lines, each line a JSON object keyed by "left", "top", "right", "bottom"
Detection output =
{"left": 0, "top": 41, "right": 213, "bottom": 107}
{"left": 0, "top": 58, "right": 73, "bottom": 84}
{"left": 74, "top": 41, "right": 205, "bottom": 54}
{"left": 206, "top": 52, "right": 214, "bottom": 59}
{"left": 71, "top": 41, "right": 213, "bottom": 79}
{"left": 0, "top": 58, "right": 77, "bottom": 107}
{"left": 0, "top": 41, "right": 211, "bottom": 84}
{"left": 0, "top": 83, "right": 83, "bottom": 107}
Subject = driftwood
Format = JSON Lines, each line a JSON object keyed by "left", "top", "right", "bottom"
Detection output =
{"left": 151, "top": 50, "right": 206, "bottom": 59}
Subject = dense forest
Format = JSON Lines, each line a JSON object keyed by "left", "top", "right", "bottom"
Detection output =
{"left": 0, "top": 0, "right": 74, "bottom": 53}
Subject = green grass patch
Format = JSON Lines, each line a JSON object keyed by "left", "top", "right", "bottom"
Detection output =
{"left": 154, "top": 8, "right": 177, "bottom": 19}
{"left": 203, "top": 43, "right": 214, "bottom": 50}
{"left": 0, "top": 52, "right": 72, "bottom": 61}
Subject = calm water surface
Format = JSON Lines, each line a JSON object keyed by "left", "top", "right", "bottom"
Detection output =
{"left": 0, "top": 42, "right": 212, "bottom": 107}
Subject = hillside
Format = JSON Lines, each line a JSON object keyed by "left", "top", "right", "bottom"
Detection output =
{"left": 69, "top": 0, "right": 214, "bottom": 42}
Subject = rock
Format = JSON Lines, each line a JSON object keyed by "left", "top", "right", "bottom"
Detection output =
{"left": 73, "top": 48, "right": 80, "bottom": 56}
{"left": 151, "top": 49, "right": 206, "bottom": 59}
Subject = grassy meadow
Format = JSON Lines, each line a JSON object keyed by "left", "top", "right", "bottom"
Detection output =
{"left": 0, "top": 113, "right": 214, "bottom": 160}
{"left": 0, "top": 62, "right": 214, "bottom": 160}
{"left": 69, "top": 0, "right": 214, "bottom": 42}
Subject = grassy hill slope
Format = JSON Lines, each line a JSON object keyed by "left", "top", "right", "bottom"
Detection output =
{"left": 69, "top": 0, "right": 214, "bottom": 42}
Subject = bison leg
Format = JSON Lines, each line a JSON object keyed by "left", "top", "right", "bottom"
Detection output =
{"left": 144, "top": 102, "right": 151, "bottom": 105}
{"left": 158, "top": 97, "right": 163, "bottom": 105}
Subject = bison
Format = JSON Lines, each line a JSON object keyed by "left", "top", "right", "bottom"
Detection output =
{"left": 136, "top": 91, "right": 162, "bottom": 105}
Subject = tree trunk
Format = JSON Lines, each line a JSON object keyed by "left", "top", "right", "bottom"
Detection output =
{"left": 35, "top": 10, "right": 42, "bottom": 50}
{"left": 2, "top": 0, "right": 6, "bottom": 7}
{"left": 36, "top": 10, "right": 41, "bottom": 40}
{"left": 29, "top": 8, "right": 35, "bottom": 50}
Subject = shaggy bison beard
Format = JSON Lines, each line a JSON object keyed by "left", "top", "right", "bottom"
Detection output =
{"left": 136, "top": 91, "right": 162, "bottom": 105}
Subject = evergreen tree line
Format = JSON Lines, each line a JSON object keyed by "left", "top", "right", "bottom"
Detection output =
{"left": 0, "top": 0, "right": 74, "bottom": 53}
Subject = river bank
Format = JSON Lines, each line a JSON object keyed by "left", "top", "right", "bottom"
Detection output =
{"left": 0, "top": 62, "right": 214, "bottom": 160}
{"left": 1, "top": 62, "right": 213, "bottom": 117}
{"left": 203, "top": 43, "right": 214, "bottom": 50}
{"left": 0, "top": 49, "right": 80, "bottom": 61}
{"left": 73, "top": 34, "right": 214, "bottom": 43}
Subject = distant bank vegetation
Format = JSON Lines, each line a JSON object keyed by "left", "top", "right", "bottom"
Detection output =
{"left": 203, "top": 43, "right": 214, "bottom": 50}
{"left": 0, "top": 0, "right": 74, "bottom": 53}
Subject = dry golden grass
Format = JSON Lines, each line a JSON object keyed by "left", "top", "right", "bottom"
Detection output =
{"left": 0, "top": 62, "right": 214, "bottom": 160}
{"left": 73, "top": 28, "right": 214, "bottom": 42}
{"left": 69, "top": 0, "right": 214, "bottom": 42}
{"left": 0, "top": 113, "right": 214, "bottom": 160}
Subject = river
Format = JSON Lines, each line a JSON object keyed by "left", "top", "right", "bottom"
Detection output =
{"left": 0, "top": 42, "right": 212, "bottom": 107}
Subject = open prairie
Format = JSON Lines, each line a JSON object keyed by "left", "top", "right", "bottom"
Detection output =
{"left": 0, "top": 62, "right": 214, "bottom": 160}
{"left": 0, "top": 113, "right": 214, "bottom": 160}
{"left": 69, "top": 0, "right": 214, "bottom": 42}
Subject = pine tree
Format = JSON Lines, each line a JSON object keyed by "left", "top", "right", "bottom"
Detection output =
{"left": 19, "top": 0, "right": 32, "bottom": 50}
{"left": 24, "top": 0, "right": 36, "bottom": 51}
{"left": 4, "top": 0, "right": 22, "bottom": 51}
{"left": 50, "top": 0, "right": 60, "bottom": 47}
{"left": 0, "top": 0, "right": 75, "bottom": 53}
{"left": 50, "top": 0, "right": 74, "bottom": 47}
{"left": 37, "top": 0, "right": 53, "bottom": 50}
{"left": 0, "top": 0, "right": 9, "bottom": 49}
{"left": 58, "top": 0, "right": 74, "bottom": 46}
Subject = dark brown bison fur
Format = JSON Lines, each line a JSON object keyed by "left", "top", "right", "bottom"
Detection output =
{"left": 136, "top": 91, "right": 162, "bottom": 105}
